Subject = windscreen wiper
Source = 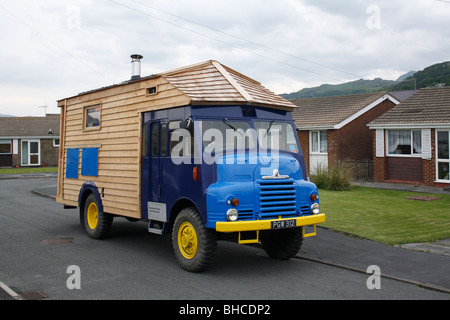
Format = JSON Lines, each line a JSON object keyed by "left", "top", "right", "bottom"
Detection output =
{"left": 223, "top": 118, "right": 244, "bottom": 136}
{"left": 263, "top": 120, "right": 275, "bottom": 138}
{"left": 223, "top": 118, "right": 238, "bottom": 131}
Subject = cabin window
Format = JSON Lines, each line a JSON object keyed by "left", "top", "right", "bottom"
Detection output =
{"left": 151, "top": 123, "right": 159, "bottom": 157}
{"left": 85, "top": 105, "right": 101, "bottom": 129}
{"left": 255, "top": 121, "right": 298, "bottom": 153}
{"left": 169, "top": 120, "right": 196, "bottom": 157}
{"left": 142, "top": 123, "right": 149, "bottom": 157}
{"left": 161, "top": 124, "right": 168, "bottom": 157}
{"left": 146, "top": 86, "right": 158, "bottom": 95}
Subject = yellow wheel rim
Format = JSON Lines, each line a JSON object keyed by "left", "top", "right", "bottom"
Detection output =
{"left": 177, "top": 222, "right": 198, "bottom": 260}
{"left": 87, "top": 202, "right": 99, "bottom": 230}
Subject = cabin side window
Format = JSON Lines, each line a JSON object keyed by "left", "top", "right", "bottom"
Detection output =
{"left": 84, "top": 105, "right": 101, "bottom": 129}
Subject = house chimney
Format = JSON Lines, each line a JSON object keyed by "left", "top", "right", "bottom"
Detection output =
{"left": 130, "top": 54, "right": 143, "bottom": 80}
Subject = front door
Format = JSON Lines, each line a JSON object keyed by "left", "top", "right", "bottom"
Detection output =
{"left": 21, "top": 140, "right": 40, "bottom": 166}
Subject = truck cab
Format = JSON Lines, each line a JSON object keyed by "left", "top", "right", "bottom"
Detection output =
{"left": 141, "top": 105, "right": 324, "bottom": 272}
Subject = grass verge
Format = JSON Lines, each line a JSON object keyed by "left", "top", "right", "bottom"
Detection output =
{"left": 319, "top": 186, "right": 450, "bottom": 245}
{"left": 0, "top": 167, "right": 58, "bottom": 174}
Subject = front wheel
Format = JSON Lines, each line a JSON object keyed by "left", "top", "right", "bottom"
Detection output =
{"left": 172, "top": 207, "right": 217, "bottom": 272}
{"left": 260, "top": 227, "right": 303, "bottom": 260}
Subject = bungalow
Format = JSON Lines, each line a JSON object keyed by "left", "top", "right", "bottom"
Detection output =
{"left": 291, "top": 92, "right": 400, "bottom": 177}
{"left": 0, "top": 114, "right": 60, "bottom": 167}
{"left": 368, "top": 86, "right": 450, "bottom": 187}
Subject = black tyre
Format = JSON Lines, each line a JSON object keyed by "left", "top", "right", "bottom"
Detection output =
{"left": 172, "top": 207, "right": 217, "bottom": 272}
{"left": 260, "top": 227, "right": 303, "bottom": 260}
{"left": 82, "top": 193, "right": 113, "bottom": 239}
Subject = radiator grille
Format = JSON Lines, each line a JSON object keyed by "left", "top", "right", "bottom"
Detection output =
{"left": 257, "top": 179, "right": 297, "bottom": 219}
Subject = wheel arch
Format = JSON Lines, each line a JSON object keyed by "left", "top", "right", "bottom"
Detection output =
{"left": 168, "top": 198, "right": 200, "bottom": 233}
{"left": 78, "top": 181, "right": 103, "bottom": 223}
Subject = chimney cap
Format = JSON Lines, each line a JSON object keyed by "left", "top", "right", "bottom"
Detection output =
{"left": 131, "top": 54, "right": 143, "bottom": 60}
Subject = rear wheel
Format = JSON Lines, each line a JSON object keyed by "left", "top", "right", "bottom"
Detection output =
{"left": 83, "top": 193, "right": 113, "bottom": 239}
{"left": 172, "top": 207, "right": 216, "bottom": 272}
{"left": 260, "top": 227, "right": 303, "bottom": 260}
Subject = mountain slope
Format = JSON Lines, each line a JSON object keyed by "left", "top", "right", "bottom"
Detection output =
{"left": 390, "top": 61, "right": 450, "bottom": 91}
{"left": 281, "top": 61, "right": 450, "bottom": 100}
{"left": 280, "top": 78, "right": 396, "bottom": 100}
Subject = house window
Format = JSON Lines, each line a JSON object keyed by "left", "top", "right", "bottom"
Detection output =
{"left": 53, "top": 139, "right": 60, "bottom": 147}
{"left": 437, "top": 130, "right": 449, "bottom": 181}
{"left": 311, "top": 131, "right": 327, "bottom": 153}
{"left": 85, "top": 105, "right": 101, "bottom": 129}
{"left": 387, "top": 130, "right": 422, "bottom": 156}
{"left": 0, "top": 140, "right": 12, "bottom": 154}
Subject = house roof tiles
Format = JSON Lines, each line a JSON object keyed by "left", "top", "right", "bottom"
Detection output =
{"left": 0, "top": 114, "right": 60, "bottom": 138}
{"left": 369, "top": 86, "right": 450, "bottom": 127}
{"left": 291, "top": 92, "right": 396, "bottom": 129}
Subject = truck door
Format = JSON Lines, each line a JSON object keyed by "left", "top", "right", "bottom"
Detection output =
{"left": 141, "top": 119, "right": 166, "bottom": 219}
{"left": 150, "top": 122, "right": 168, "bottom": 202}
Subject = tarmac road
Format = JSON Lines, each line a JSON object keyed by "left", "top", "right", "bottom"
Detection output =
{"left": 0, "top": 176, "right": 449, "bottom": 300}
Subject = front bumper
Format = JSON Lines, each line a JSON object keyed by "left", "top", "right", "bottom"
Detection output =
{"left": 215, "top": 213, "right": 326, "bottom": 232}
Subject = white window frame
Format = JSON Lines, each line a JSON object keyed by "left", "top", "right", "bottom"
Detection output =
{"left": 386, "top": 129, "right": 423, "bottom": 158}
{"left": 436, "top": 129, "right": 450, "bottom": 183}
{"left": 21, "top": 140, "right": 41, "bottom": 166}
{"left": 310, "top": 130, "right": 328, "bottom": 154}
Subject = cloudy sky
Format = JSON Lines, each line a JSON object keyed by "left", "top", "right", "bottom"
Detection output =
{"left": 1, "top": 0, "right": 449, "bottom": 116}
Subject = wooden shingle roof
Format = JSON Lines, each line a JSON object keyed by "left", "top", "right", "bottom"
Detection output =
{"left": 162, "top": 60, "right": 297, "bottom": 110}
{"left": 59, "top": 60, "right": 297, "bottom": 111}
{"left": 369, "top": 86, "right": 450, "bottom": 127}
{"left": 291, "top": 92, "right": 399, "bottom": 129}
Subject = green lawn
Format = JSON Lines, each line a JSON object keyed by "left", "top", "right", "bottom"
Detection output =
{"left": 0, "top": 167, "right": 58, "bottom": 174}
{"left": 319, "top": 186, "right": 450, "bottom": 245}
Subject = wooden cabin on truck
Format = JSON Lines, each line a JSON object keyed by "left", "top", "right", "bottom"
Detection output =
{"left": 56, "top": 57, "right": 325, "bottom": 272}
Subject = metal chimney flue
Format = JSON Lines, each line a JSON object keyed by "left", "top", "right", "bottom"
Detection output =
{"left": 130, "top": 54, "right": 143, "bottom": 80}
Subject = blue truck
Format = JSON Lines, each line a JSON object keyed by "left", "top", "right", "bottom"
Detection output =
{"left": 56, "top": 59, "right": 325, "bottom": 272}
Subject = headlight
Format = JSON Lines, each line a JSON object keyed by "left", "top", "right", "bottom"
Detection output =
{"left": 226, "top": 208, "right": 239, "bottom": 221}
{"left": 311, "top": 203, "right": 320, "bottom": 215}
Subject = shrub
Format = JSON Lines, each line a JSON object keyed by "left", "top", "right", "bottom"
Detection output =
{"left": 310, "top": 163, "right": 352, "bottom": 191}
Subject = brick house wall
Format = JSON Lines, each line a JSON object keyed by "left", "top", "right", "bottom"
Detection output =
{"left": 337, "top": 99, "right": 395, "bottom": 161}
{"left": 298, "top": 98, "right": 396, "bottom": 177}
{"left": 40, "top": 139, "right": 59, "bottom": 167}
{"left": 372, "top": 128, "right": 438, "bottom": 187}
{"left": 298, "top": 130, "right": 310, "bottom": 174}
{"left": 10, "top": 138, "right": 59, "bottom": 167}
